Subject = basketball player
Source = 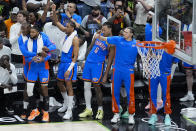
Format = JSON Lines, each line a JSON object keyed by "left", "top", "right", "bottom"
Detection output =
{"left": 78, "top": 22, "right": 112, "bottom": 120}
{"left": 148, "top": 51, "right": 179, "bottom": 126}
{"left": 52, "top": 4, "right": 80, "bottom": 120}
{"left": 95, "top": 27, "right": 137, "bottom": 124}
{"left": 22, "top": 25, "right": 56, "bottom": 122}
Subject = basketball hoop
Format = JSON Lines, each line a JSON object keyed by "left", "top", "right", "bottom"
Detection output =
{"left": 136, "top": 40, "right": 176, "bottom": 79}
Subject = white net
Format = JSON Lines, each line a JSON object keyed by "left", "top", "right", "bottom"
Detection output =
{"left": 137, "top": 43, "right": 164, "bottom": 79}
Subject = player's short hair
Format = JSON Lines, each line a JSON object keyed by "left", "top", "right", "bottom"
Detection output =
{"left": 31, "top": 25, "right": 41, "bottom": 32}
{"left": 126, "top": 27, "right": 134, "bottom": 34}
{"left": 67, "top": 20, "right": 76, "bottom": 29}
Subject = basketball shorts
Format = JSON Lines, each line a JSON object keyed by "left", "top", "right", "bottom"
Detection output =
{"left": 27, "top": 68, "right": 49, "bottom": 83}
{"left": 57, "top": 62, "right": 77, "bottom": 81}
{"left": 82, "top": 61, "right": 104, "bottom": 83}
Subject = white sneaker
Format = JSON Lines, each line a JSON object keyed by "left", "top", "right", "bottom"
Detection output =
{"left": 63, "top": 110, "right": 72, "bottom": 120}
{"left": 58, "top": 104, "right": 67, "bottom": 113}
{"left": 128, "top": 114, "right": 135, "bottom": 124}
{"left": 180, "top": 94, "right": 194, "bottom": 102}
{"left": 111, "top": 113, "right": 120, "bottom": 123}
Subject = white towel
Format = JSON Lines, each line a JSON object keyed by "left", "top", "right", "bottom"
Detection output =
{"left": 27, "top": 34, "right": 44, "bottom": 53}
{"left": 62, "top": 30, "right": 77, "bottom": 53}
{"left": 21, "top": 35, "right": 28, "bottom": 43}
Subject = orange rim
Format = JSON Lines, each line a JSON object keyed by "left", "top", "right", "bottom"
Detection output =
{"left": 136, "top": 40, "right": 176, "bottom": 54}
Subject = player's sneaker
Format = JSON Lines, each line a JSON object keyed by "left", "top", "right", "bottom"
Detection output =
{"left": 58, "top": 104, "right": 67, "bottom": 113}
{"left": 96, "top": 110, "right": 104, "bottom": 120}
{"left": 148, "top": 114, "right": 158, "bottom": 125}
{"left": 42, "top": 110, "right": 49, "bottom": 122}
{"left": 20, "top": 109, "right": 27, "bottom": 119}
{"left": 63, "top": 110, "right": 72, "bottom": 120}
{"left": 79, "top": 108, "right": 93, "bottom": 118}
{"left": 180, "top": 94, "right": 195, "bottom": 102}
{"left": 128, "top": 114, "right": 135, "bottom": 124}
{"left": 28, "top": 108, "right": 40, "bottom": 121}
{"left": 164, "top": 114, "right": 171, "bottom": 126}
{"left": 111, "top": 113, "right": 120, "bottom": 123}
{"left": 121, "top": 111, "right": 129, "bottom": 119}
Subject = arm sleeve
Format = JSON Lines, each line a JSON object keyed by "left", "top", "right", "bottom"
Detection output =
{"left": 19, "top": 39, "right": 37, "bottom": 57}
{"left": 42, "top": 33, "right": 56, "bottom": 51}
{"left": 107, "top": 36, "right": 121, "bottom": 45}
{"left": 9, "top": 64, "right": 18, "bottom": 85}
{"left": 44, "top": 54, "right": 51, "bottom": 61}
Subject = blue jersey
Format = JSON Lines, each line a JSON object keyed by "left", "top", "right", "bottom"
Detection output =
{"left": 61, "top": 13, "right": 82, "bottom": 26}
{"left": 86, "top": 38, "right": 108, "bottom": 63}
{"left": 60, "top": 36, "right": 74, "bottom": 63}
{"left": 23, "top": 32, "right": 56, "bottom": 69}
{"left": 145, "top": 23, "right": 162, "bottom": 41}
{"left": 18, "top": 35, "right": 37, "bottom": 57}
{"left": 107, "top": 36, "right": 138, "bottom": 72}
{"left": 159, "top": 51, "right": 179, "bottom": 73}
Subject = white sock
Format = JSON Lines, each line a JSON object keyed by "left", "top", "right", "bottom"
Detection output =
{"left": 120, "top": 87, "right": 127, "bottom": 98}
{"left": 188, "top": 91, "right": 193, "bottom": 96}
{"left": 84, "top": 82, "right": 92, "bottom": 110}
{"left": 23, "top": 101, "right": 29, "bottom": 109}
{"left": 157, "top": 84, "right": 162, "bottom": 102}
{"left": 40, "top": 95, "right": 43, "bottom": 102}
{"left": 61, "top": 92, "right": 68, "bottom": 106}
{"left": 98, "top": 106, "right": 103, "bottom": 111}
{"left": 67, "top": 96, "right": 74, "bottom": 111}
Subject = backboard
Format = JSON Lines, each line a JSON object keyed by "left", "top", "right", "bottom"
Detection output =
{"left": 153, "top": 0, "right": 196, "bottom": 65}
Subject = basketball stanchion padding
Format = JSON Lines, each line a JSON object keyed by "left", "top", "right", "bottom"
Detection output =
{"left": 136, "top": 40, "right": 176, "bottom": 79}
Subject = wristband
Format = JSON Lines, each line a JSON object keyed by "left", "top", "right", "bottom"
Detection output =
{"left": 67, "top": 62, "right": 75, "bottom": 71}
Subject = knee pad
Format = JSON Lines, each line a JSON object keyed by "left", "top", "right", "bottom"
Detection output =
{"left": 27, "top": 83, "right": 35, "bottom": 97}
{"left": 84, "top": 82, "right": 91, "bottom": 89}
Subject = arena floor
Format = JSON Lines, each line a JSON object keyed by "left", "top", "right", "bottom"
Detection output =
{"left": 0, "top": 97, "right": 196, "bottom": 131}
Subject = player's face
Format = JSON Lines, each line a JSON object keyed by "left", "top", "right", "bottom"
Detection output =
{"left": 65, "top": 23, "right": 74, "bottom": 34}
{"left": 102, "top": 25, "right": 111, "bottom": 37}
{"left": 21, "top": 25, "right": 30, "bottom": 36}
{"left": 29, "top": 13, "right": 36, "bottom": 24}
{"left": 30, "top": 28, "right": 39, "bottom": 39}
{"left": 123, "top": 28, "right": 133, "bottom": 39}
{"left": 67, "top": 3, "right": 76, "bottom": 14}
{"left": 17, "top": 13, "right": 26, "bottom": 23}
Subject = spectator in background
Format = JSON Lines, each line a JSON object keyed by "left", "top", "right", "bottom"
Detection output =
{"left": 107, "top": 6, "right": 131, "bottom": 36}
{"left": 0, "top": 15, "right": 8, "bottom": 37}
{"left": 26, "top": 0, "right": 52, "bottom": 11}
{"left": 80, "top": 0, "right": 101, "bottom": 19}
{"left": 134, "top": 0, "right": 154, "bottom": 39}
{"left": 27, "top": 0, "right": 50, "bottom": 29}
{"left": 81, "top": 6, "right": 107, "bottom": 46}
{"left": 0, "top": 0, "right": 10, "bottom": 19}
{"left": 0, "top": 37, "right": 11, "bottom": 59}
{"left": 9, "top": 11, "right": 27, "bottom": 63}
{"left": 44, "top": 12, "right": 65, "bottom": 53}
{"left": 0, "top": 55, "right": 18, "bottom": 113}
{"left": 43, "top": 11, "right": 66, "bottom": 78}
{"left": 4, "top": 7, "right": 19, "bottom": 38}
{"left": 60, "top": 2, "right": 82, "bottom": 27}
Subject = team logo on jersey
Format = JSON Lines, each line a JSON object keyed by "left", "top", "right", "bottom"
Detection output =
{"left": 93, "top": 78, "right": 98, "bottom": 82}
{"left": 132, "top": 44, "right": 136, "bottom": 47}
{"left": 42, "top": 78, "right": 48, "bottom": 82}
